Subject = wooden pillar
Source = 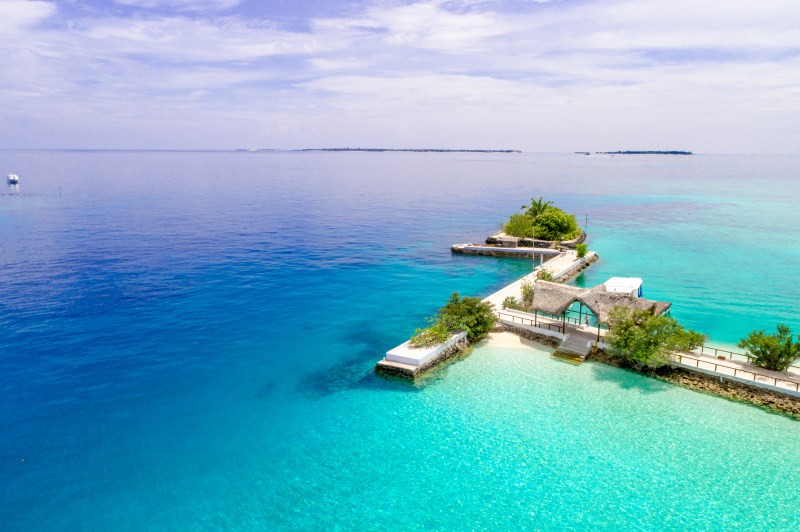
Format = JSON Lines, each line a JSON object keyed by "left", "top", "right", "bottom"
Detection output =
{"left": 562, "top": 313, "right": 566, "bottom": 334}
{"left": 534, "top": 310, "right": 537, "bottom": 327}
{"left": 597, "top": 323, "right": 601, "bottom": 342}
{"left": 578, "top": 304, "right": 582, "bottom": 326}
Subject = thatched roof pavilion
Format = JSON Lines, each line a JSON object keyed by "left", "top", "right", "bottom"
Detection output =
{"left": 530, "top": 281, "right": 585, "bottom": 315}
{"left": 527, "top": 280, "right": 672, "bottom": 330}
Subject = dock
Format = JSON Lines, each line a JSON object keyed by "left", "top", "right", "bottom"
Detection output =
{"left": 377, "top": 249, "right": 598, "bottom": 377}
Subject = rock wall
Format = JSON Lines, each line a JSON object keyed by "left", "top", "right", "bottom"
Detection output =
{"left": 375, "top": 335, "right": 471, "bottom": 378}
{"left": 493, "top": 323, "right": 561, "bottom": 348}
{"left": 554, "top": 253, "right": 599, "bottom": 283}
{"left": 588, "top": 348, "right": 800, "bottom": 420}
{"left": 486, "top": 229, "right": 586, "bottom": 249}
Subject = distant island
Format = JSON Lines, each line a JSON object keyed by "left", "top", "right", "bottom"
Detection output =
{"left": 576, "top": 150, "right": 693, "bottom": 155}
{"left": 300, "top": 148, "right": 522, "bottom": 153}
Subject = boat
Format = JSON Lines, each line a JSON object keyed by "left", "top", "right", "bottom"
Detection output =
{"left": 7, "top": 174, "right": 19, "bottom": 184}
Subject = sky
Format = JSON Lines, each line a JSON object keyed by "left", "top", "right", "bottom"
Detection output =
{"left": 1, "top": 0, "right": 799, "bottom": 152}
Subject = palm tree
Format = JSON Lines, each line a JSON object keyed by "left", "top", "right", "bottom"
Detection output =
{"left": 521, "top": 197, "right": 553, "bottom": 218}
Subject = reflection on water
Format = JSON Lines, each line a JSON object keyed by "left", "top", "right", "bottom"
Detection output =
{"left": 7, "top": 183, "right": 20, "bottom": 194}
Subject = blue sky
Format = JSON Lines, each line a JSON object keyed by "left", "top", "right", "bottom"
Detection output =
{"left": 1, "top": 0, "right": 799, "bottom": 152}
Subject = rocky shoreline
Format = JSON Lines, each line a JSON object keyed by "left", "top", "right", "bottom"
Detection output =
{"left": 587, "top": 348, "right": 800, "bottom": 420}
{"left": 375, "top": 334, "right": 472, "bottom": 378}
{"left": 486, "top": 229, "right": 586, "bottom": 249}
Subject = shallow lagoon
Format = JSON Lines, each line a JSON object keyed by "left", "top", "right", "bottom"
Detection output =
{"left": 1, "top": 151, "right": 799, "bottom": 529}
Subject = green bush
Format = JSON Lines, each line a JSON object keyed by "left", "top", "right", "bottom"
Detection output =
{"left": 520, "top": 280, "right": 535, "bottom": 311}
{"left": 439, "top": 292, "right": 496, "bottom": 341}
{"left": 605, "top": 307, "right": 705, "bottom": 370}
{"left": 409, "top": 292, "right": 497, "bottom": 347}
{"left": 502, "top": 296, "right": 522, "bottom": 310}
{"left": 537, "top": 270, "right": 555, "bottom": 282}
{"left": 576, "top": 243, "right": 588, "bottom": 258}
{"left": 409, "top": 319, "right": 451, "bottom": 348}
{"left": 738, "top": 324, "right": 800, "bottom": 372}
{"left": 503, "top": 213, "right": 533, "bottom": 238}
{"left": 534, "top": 208, "right": 580, "bottom": 241}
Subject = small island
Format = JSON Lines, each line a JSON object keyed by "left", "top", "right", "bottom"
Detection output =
{"left": 299, "top": 148, "right": 522, "bottom": 153}
{"left": 597, "top": 150, "right": 693, "bottom": 155}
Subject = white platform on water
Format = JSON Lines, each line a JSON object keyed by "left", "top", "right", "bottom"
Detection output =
{"left": 604, "top": 277, "right": 643, "bottom": 297}
{"left": 385, "top": 331, "right": 468, "bottom": 367}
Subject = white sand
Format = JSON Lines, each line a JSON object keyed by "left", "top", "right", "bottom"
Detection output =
{"left": 479, "top": 331, "right": 547, "bottom": 350}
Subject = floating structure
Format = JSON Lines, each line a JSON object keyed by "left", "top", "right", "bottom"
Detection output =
{"left": 7, "top": 174, "right": 19, "bottom": 184}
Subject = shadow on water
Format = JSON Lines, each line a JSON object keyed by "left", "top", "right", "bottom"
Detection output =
{"left": 294, "top": 324, "right": 427, "bottom": 398}
{"left": 586, "top": 361, "right": 673, "bottom": 395}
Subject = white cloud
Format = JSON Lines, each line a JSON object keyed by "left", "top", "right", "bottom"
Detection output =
{"left": 1, "top": 0, "right": 799, "bottom": 151}
{"left": 0, "top": 0, "right": 55, "bottom": 32}
{"left": 112, "top": 0, "right": 240, "bottom": 11}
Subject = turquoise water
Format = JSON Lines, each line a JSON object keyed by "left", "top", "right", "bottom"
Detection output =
{"left": 1, "top": 151, "right": 799, "bottom": 530}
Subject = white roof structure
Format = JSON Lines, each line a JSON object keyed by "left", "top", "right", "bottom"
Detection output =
{"left": 603, "top": 277, "right": 643, "bottom": 297}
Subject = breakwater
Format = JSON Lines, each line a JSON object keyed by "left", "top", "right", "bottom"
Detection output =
{"left": 588, "top": 348, "right": 800, "bottom": 419}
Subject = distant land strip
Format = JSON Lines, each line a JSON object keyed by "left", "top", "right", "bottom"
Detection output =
{"left": 575, "top": 150, "right": 693, "bottom": 155}
{"left": 298, "top": 148, "right": 522, "bottom": 153}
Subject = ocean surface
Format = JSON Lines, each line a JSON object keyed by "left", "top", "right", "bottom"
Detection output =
{"left": 1, "top": 151, "right": 799, "bottom": 530}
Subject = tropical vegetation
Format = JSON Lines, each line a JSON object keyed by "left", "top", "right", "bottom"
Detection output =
{"left": 503, "top": 197, "right": 581, "bottom": 241}
{"left": 409, "top": 292, "right": 496, "bottom": 347}
{"left": 605, "top": 307, "right": 705, "bottom": 370}
{"left": 537, "top": 269, "right": 555, "bottom": 282}
{"left": 520, "top": 280, "right": 535, "bottom": 311}
{"left": 576, "top": 243, "right": 588, "bottom": 258}
{"left": 738, "top": 324, "right": 800, "bottom": 372}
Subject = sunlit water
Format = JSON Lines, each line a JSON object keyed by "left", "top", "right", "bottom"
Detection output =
{"left": 1, "top": 151, "right": 799, "bottom": 530}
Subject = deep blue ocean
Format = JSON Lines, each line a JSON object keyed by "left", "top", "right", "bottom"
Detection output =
{"left": 1, "top": 151, "right": 799, "bottom": 530}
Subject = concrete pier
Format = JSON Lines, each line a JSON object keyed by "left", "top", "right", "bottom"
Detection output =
{"left": 451, "top": 243, "right": 562, "bottom": 259}
{"left": 378, "top": 250, "right": 599, "bottom": 378}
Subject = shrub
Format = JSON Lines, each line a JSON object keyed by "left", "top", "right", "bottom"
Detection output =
{"left": 520, "top": 280, "right": 535, "bottom": 311}
{"left": 738, "top": 324, "right": 800, "bottom": 372}
{"left": 537, "top": 270, "right": 555, "bottom": 282}
{"left": 409, "top": 318, "right": 451, "bottom": 348}
{"left": 502, "top": 296, "right": 522, "bottom": 310}
{"left": 503, "top": 213, "right": 533, "bottom": 238}
{"left": 605, "top": 307, "right": 705, "bottom": 370}
{"left": 534, "top": 208, "right": 580, "bottom": 241}
{"left": 408, "top": 292, "right": 497, "bottom": 346}
{"left": 576, "top": 243, "right": 588, "bottom": 258}
{"left": 438, "top": 292, "right": 496, "bottom": 341}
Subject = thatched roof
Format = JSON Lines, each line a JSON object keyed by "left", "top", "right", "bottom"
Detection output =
{"left": 529, "top": 280, "right": 672, "bottom": 326}
{"left": 577, "top": 290, "right": 660, "bottom": 326}
{"left": 530, "top": 281, "right": 584, "bottom": 315}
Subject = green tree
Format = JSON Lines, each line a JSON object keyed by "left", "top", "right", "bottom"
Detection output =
{"left": 605, "top": 307, "right": 705, "bottom": 370}
{"left": 504, "top": 213, "right": 533, "bottom": 237}
{"left": 438, "top": 292, "right": 496, "bottom": 341}
{"left": 409, "top": 292, "right": 497, "bottom": 346}
{"left": 534, "top": 208, "right": 580, "bottom": 241}
{"left": 738, "top": 324, "right": 800, "bottom": 372}
{"left": 576, "top": 243, "right": 588, "bottom": 258}
{"left": 521, "top": 197, "right": 553, "bottom": 219}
